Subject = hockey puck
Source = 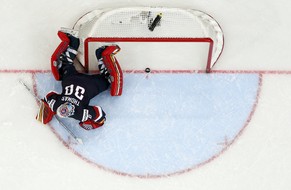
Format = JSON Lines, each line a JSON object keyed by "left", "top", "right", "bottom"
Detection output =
{"left": 145, "top": 68, "right": 151, "bottom": 73}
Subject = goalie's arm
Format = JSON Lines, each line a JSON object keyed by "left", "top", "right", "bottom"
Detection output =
{"left": 79, "top": 106, "right": 106, "bottom": 130}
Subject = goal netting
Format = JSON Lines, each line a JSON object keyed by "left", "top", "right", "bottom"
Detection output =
{"left": 73, "top": 7, "right": 224, "bottom": 73}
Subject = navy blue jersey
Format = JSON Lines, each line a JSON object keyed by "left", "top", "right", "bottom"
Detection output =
{"left": 45, "top": 63, "right": 109, "bottom": 122}
{"left": 43, "top": 32, "right": 112, "bottom": 129}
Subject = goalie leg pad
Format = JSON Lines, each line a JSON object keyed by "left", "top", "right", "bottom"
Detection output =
{"left": 51, "top": 31, "right": 80, "bottom": 80}
{"left": 51, "top": 31, "right": 70, "bottom": 81}
{"left": 102, "top": 45, "right": 123, "bottom": 96}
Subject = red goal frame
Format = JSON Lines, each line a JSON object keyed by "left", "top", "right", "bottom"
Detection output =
{"left": 83, "top": 37, "right": 214, "bottom": 73}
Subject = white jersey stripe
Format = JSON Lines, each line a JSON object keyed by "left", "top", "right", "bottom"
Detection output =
{"left": 82, "top": 109, "right": 89, "bottom": 122}
{"left": 94, "top": 106, "right": 103, "bottom": 122}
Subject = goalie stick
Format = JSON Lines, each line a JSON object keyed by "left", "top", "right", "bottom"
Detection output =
{"left": 18, "top": 79, "right": 83, "bottom": 144}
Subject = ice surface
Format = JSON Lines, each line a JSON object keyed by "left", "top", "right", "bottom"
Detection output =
{"left": 1, "top": 0, "right": 291, "bottom": 190}
{"left": 35, "top": 72, "right": 260, "bottom": 176}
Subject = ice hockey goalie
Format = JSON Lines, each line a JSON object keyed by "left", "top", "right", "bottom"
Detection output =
{"left": 37, "top": 30, "right": 123, "bottom": 130}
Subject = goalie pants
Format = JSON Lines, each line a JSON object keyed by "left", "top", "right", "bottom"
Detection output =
{"left": 60, "top": 63, "right": 110, "bottom": 99}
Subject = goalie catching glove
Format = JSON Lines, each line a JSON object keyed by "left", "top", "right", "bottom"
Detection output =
{"left": 36, "top": 99, "right": 55, "bottom": 124}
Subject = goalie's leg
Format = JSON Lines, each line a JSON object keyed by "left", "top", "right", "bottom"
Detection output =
{"left": 95, "top": 46, "right": 111, "bottom": 83}
{"left": 51, "top": 30, "right": 80, "bottom": 80}
{"left": 95, "top": 45, "right": 123, "bottom": 96}
{"left": 59, "top": 32, "right": 80, "bottom": 63}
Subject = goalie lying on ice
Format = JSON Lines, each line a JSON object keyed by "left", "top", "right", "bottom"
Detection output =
{"left": 36, "top": 30, "right": 123, "bottom": 130}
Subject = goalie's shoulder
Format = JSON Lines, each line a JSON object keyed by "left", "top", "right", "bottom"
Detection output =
{"left": 44, "top": 91, "right": 60, "bottom": 111}
{"left": 45, "top": 91, "right": 59, "bottom": 100}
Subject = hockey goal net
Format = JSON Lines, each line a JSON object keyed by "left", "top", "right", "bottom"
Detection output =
{"left": 73, "top": 7, "right": 224, "bottom": 73}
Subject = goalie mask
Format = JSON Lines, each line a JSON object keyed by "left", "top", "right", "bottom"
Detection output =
{"left": 57, "top": 102, "right": 75, "bottom": 118}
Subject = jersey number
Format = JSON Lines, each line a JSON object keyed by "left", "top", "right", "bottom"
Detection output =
{"left": 64, "top": 85, "right": 85, "bottom": 100}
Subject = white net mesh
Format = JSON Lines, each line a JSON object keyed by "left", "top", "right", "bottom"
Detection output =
{"left": 73, "top": 7, "right": 224, "bottom": 72}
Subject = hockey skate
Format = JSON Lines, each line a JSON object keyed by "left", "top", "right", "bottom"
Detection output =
{"left": 95, "top": 45, "right": 120, "bottom": 80}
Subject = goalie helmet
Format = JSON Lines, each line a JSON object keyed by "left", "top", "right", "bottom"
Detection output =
{"left": 56, "top": 102, "right": 75, "bottom": 118}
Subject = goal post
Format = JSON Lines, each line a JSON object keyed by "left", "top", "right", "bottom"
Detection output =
{"left": 73, "top": 7, "right": 224, "bottom": 73}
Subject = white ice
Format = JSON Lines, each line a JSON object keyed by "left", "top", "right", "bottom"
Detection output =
{"left": 1, "top": 0, "right": 291, "bottom": 190}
